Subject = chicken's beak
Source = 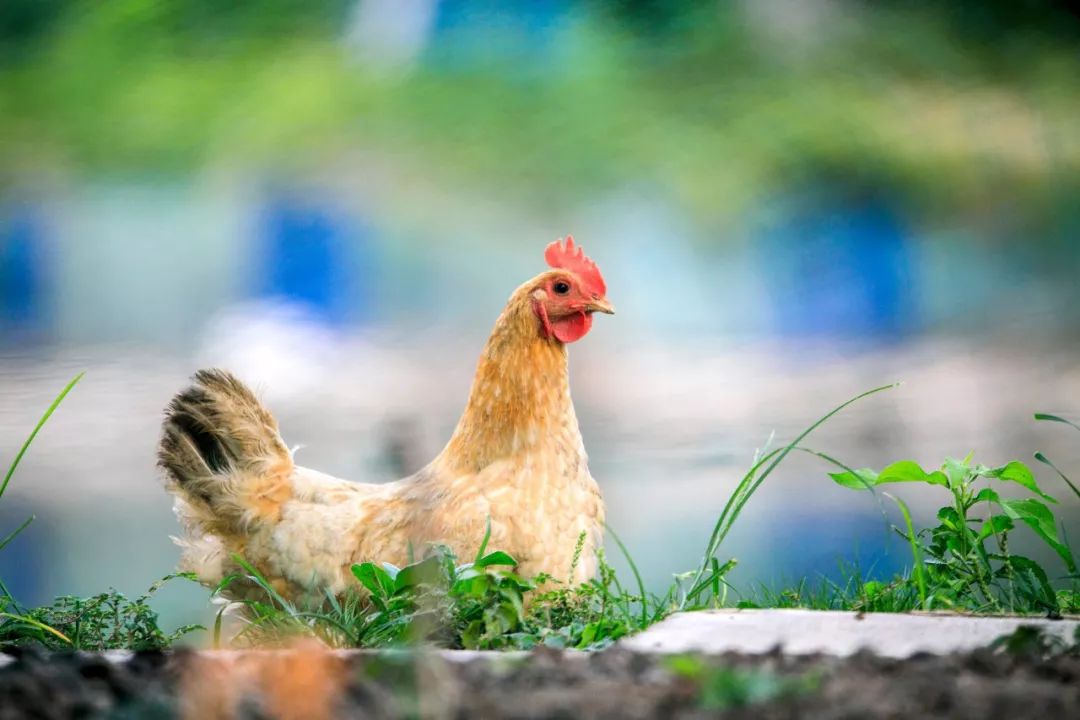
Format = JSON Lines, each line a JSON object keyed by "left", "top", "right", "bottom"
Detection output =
{"left": 587, "top": 297, "right": 616, "bottom": 315}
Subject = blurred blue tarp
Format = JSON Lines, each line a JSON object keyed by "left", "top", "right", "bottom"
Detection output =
{"left": 760, "top": 187, "right": 914, "bottom": 342}
{"left": 258, "top": 196, "right": 376, "bottom": 327}
{"left": 0, "top": 207, "right": 47, "bottom": 344}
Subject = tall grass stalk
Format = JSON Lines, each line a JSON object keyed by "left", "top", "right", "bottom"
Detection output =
{"left": 681, "top": 383, "right": 898, "bottom": 608}
{"left": 884, "top": 493, "right": 928, "bottom": 609}
{"left": 1, "top": 372, "right": 84, "bottom": 501}
{"left": 1, "top": 372, "right": 85, "bottom": 649}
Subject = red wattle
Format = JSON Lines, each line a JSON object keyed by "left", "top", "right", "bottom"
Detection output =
{"left": 552, "top": 312, "right": 592, "bottom": 343}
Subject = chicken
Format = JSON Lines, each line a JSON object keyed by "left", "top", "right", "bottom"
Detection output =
{"left": 158, "top": 236, "right": 614, "bottom": 602}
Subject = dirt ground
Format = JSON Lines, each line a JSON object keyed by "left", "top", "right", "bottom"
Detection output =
{"left": 0, "top": 643, "right": 1077, "bottom": 720}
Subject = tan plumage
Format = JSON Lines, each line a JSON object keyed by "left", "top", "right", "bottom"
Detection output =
{"left": 159, "top": 239, "right": 613, "bottom": 602}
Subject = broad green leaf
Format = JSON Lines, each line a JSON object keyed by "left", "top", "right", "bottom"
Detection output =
{"left": 942, "top": 457, "right": 973, "bottom": 489}
{"left": 972, "top": 488, "right": 1002, "bottom": 505}
{"left": 878, "top": 460, "right": 948, "bottom": 487}
{"left": 394, "top": 555, "right": 445, "bottom": 591}
{"left": 984, "top": 461, "right": 1056, "bottom": 503}
{"left": 833, "top": 459, "right": 953, "bottom": 489}
{"left": 829, "top": 468, "right": 879, "bottom": 489}
{"left": 1001, "top": 499, "right": 1077, "bottom": 573}
{"left": 460, "top": 620, "right": 482, "bottom": 649}
{"left": 453, "top": 566, "right": 485, "bottom": 582}
{"left": 976, "top": 514, "right": 1014, "bottom": 541}
{"left": 501, "top": 587, "right": 525, "bottom": 621}
{"left": 1003, "top": 555, "right": 1057, "bottom": 610}
{"left": 452, "top": 574, "right": 491, "bottom": 598}
{"left": 352, "top": 562, "right": 394, "bottom": 598}
{"left": 476, "top": 550, "right": 517, "bottom": 568}
{"left": 936, "top": 506, "right": 961, "bottom": 529}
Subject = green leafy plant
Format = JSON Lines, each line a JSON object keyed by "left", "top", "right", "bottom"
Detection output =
{"left": 220, "top": 528, "right": 534, "bottom": 650}
{"left": 517, "top": 544, "right": 653, "bottom": 650}
{"left": 831, "top": 454, "right": 1076, "bottom": 614}
{"left": 223, "top": 528, "right": 659, "bottom": 651}
{"left": 352, "top": 533, "right": 534, "bottom": 649}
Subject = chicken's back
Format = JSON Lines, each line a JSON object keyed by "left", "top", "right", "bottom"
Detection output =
{"left": 243, "top": 467, "right": 411, "bottom": 600}
{"left": 160, "top": 370, "right": 411, "bottom": 601}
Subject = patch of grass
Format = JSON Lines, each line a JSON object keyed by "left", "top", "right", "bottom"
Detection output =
{"left": 0, "top": 574, "right": 202, "bottom": 651}
{"left": 736, "top": 562, "right": 925, "bottom": 613}
{"left": 220, "top": 537, "right": 652, "bottom": 651}
{"left": 220, "top": 535, "right": 539, "bottom": 649}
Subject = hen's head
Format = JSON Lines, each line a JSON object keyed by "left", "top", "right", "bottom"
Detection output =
{"left": 529, "top": 236, "right": 614, "bottom": 344}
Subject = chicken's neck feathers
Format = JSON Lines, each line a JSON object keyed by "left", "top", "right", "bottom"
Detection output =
{"left": 435, "top": 286, "right": 584, "bottom": 475}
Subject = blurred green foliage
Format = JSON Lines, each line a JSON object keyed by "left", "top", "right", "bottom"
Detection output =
{"left": 0, "top": 1, "right": 1077, "bottom": 219}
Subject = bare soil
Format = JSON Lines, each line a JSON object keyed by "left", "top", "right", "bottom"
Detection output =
{"left": 0, "top": 644, "right": 1077, "bottom": 719}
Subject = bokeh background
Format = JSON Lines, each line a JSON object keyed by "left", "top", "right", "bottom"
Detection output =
{"left": 2, "top": 0, "right": 1079, "bottom": 635}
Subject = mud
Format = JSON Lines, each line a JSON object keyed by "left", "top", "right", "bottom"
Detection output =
{"left": 0, "top": 644, "right": 1077, "bottom": 719}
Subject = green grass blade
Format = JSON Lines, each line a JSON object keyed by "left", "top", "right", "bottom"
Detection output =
{"left": 1034, "top": 413, "right": 1080, "bottom": 433}
{"left": 291, "top": 612, "right": 360, "bottom": 646}
{"left": 1034, "top": 452, "right": 1080, "bottom": 503}
{"left": 883, "top": 492, "right": 927, "bottom": 610}
{"left": 0, "top": 515, "right": 34, "bottom": 553}
{"left": 684, "top": 383, "right": 898, "bottom": 607}
{"left": 604, "top": 523, "right": 649, "bottom": 628}
{"left": 0, "top": 576, "right": 18, "bottom": 605}
{"left": 0, "top": 612, "right": 73, "bottom": 645}
{"left": 1, "top": 372, "right": 85, "bottom": 501}
{"left": 232, "top": 555, "right": 297, "bottom": 613}
{"left": 475, "top": 516, "right": 493, "bottom": 564}
{"left": 212, "top": 604, "right": 228, "bottom": 649}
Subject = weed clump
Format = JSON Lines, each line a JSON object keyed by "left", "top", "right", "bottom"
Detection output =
{"left": 0, "top": 575, "right": 201, "bottom": 651}
{"left": 217, "top": 537, "right": 654, "bottom": 651}
{"left": 831, "top": 453, "right": 1078, "bottom": 615}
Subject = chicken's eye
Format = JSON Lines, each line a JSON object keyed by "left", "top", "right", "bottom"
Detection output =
{"left": 553, "top": 280, "right": 571, "bottom": 295}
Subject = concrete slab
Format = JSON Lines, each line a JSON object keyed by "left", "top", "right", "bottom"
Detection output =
{"left": 620, "top": 609, "right": 1079, "bottom": 658}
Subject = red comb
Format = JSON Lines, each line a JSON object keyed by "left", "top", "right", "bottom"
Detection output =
{"left": 544, "top": 235, "right": 607, "bottom": 297}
